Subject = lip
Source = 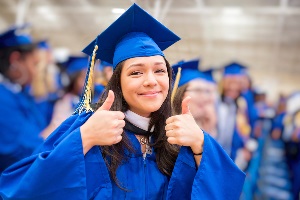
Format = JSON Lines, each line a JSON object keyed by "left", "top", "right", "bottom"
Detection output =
{"left": 138, "top": 91, "right": 161, "bottom": 97}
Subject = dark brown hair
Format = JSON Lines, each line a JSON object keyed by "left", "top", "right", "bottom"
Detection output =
{"left": 0, "top": 44, "right": 37, "bottom": 75}
{"left": 172, "top": 83, "right": 189, "bottom": 115}
{"left": 96, "top": 57, "right": 179, "bottom": 188}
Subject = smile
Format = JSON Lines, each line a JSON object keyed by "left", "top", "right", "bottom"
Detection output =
{"left": 138, "top": 91, "right": 161, "bottom": 97}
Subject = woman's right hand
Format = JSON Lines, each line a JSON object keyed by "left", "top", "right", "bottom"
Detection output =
{"left": 80, "top": 90, "right": 125, "bottom": 154}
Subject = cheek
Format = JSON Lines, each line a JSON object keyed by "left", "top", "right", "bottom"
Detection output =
{"left": 121, "top": 81, "right": 135, "bottom": 104}
{"left": 159, "top": 76, "right": 169, "bottom": 94}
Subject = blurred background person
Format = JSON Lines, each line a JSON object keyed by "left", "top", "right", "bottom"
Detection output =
{"left": 271, "top": 95, "right": 287, "bottom": 140}
{"left": 217, "top": 62, "right": 248, "bottom": 162}
{"left": 40, "top": 55, "right": 88, "bottom": 138}
{"left": 0, "top": 25, "right": 47, "bottom": 172}
{"left": 283, "top": 92, "right": 300, "bottom": 199}
{"left": 30, "top": 40, "right": 62, "bottom": 124}
{"left": 172, "top": 59, "right": 218, "bottom": 138}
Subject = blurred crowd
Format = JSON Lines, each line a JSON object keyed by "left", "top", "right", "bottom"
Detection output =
{"left": 0, "top": 25, "right": 299, "bottom": 200}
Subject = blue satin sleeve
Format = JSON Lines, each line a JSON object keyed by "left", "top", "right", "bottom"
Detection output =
{"left": 167, "top": 132, "right": 245, "bottom": 200}
{"left": 0, "top": 113, "right": 95, "bottom": 200}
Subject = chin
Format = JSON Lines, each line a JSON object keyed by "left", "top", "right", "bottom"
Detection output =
{"left": 144, "top": 103, "right": 163, "bottom": 114}
{"left": 146, "top": 106, "right": 161, "bottom": 113}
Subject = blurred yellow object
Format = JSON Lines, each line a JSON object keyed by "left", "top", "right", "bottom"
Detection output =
{"left": 171, "top": 67, "right": 181, "bottom": 102}
{"left": 236, "top": 96, "right": 251, "bottom": 137}
{"left": 31, "top": 50, "right": 50, "bottom": 98}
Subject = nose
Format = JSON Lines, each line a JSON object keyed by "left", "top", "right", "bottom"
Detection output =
{"left": 143, "top": 72, "right": 157, "bottom": 87}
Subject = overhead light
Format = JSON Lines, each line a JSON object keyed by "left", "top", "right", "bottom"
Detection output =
{"left": 222, "top": 7, "right": 243, "bottom": 15}
{"left": 36, "top": 6, "right": 57, "bottom": 21}
{"left": 36, "top": 6, "right": 51, "bottom": 15}
{"left": 112, "top": 8, "right": 125, "bottom": 14}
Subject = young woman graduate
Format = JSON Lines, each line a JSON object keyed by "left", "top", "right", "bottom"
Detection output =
{"left": 0, "top": 4, "right": 245, "bottom": 200}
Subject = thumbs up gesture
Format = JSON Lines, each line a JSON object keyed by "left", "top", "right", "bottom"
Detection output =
{"left": 166, "top": 96, "right": 204, "bottom": 154}
{"left": 80, "top": 90, "right": 125, "bottom": 154}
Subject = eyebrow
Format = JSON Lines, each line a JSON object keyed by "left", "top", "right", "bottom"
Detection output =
{"left": 126, "top": 62, "right": 165, "bottom": 70}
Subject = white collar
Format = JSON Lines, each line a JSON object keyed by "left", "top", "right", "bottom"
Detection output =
{"left": 125, "top": 110, "right": 153, "bottom": 132}
{"left": 0, "top": 74, "right": 22, "bottom": 93}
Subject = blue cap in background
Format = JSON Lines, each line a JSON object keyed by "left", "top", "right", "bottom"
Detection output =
{"left": 223, "top": 62, "right": 248, "bottom": 76}
{"left": 172, "top": 59, "right": 207, "bottom": 87}
{"left": 37, "top": 40, "right": 50, "bottom": 50}
{"left": 63, "top": 56, "right": 89, "bottom": 75}
{"left": 0, "top": 24, "right": 33, "bottom": 49}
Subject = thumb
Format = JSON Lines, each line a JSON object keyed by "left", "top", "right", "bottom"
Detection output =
{"left": 99, "top": 90, "right": 115, "bottom": 111}
{"left": 181, "top": 96, "right": 192, "bottom": 115}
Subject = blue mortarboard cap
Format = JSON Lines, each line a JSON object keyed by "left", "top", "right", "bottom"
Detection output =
{"left": 82, "top": 3, "right": 180, "bottom": 69}
{"left": 63, "top": 56, "right": 89, "bottom": 74}
{"left": 37, "top": 40, "right": 50, "bottom": 50}
{"left": 172, "top": 59, "right": 207, "bottom": 87}
{"left": 0, "top": 25, "right": 33, "bottom": 49}
{"left": 202, "top": 69, "right": 216, "bottom": 83}
{"left": 172, "top": 59, "right": 199, "bottom": 75}
{"left": 223, "top": 62, "right": 248, "bottom": 76}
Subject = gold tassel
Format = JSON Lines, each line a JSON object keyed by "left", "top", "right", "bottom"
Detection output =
{"left": 171, "top": 67, "right": 182, "bottom": 102}
{"left": 74, "top": 45, "right": 98, "bottom": 114}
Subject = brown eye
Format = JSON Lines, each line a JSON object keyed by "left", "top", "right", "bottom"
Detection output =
{"left": 130, "top": 71, "right": 142, "bottom": 76}
{"left": 155, "top": 69, "right": 166, "bottom": 73}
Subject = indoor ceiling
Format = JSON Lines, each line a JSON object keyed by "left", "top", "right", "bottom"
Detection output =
{"left": 1, "top": 0, "right": 300, "bottom": 99}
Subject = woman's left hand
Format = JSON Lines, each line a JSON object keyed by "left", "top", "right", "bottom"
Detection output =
{"left": 165, "top": 96, "right": 204, "bottom": 154}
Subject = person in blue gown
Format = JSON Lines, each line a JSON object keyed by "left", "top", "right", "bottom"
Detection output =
{"left": 40, "top": 55, "right": 89, "bottom": 139}
{"left": 270, "top": 95, "right": 287, "bottom": 140}
{"left": 284, "top": 92, "right": 300, "bottom": 199}
{"left": 237, "top": 64, "right": 258, "bottom": 136}
{"left": 217, "top": 63, "right": 247, "bottom": 161}
{"left": 31, "top": 40, "right": 60, "bottom": 125}
{"left": 217, "top": 62, "right": 258, "bottom": 172}
{"left": 0, "top": 4, "right": 245, "bottom": 200}
{"left": 171, "top": 59, "right": 218, "bottom": 138}
{"left": 0, "top": 25, "right": 48, "bottom": 173}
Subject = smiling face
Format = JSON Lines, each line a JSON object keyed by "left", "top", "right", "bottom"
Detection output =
{"left": 120, "top": 55, "right": 169, "bottom": 117}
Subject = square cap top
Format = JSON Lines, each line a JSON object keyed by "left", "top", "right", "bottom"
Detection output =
{"left": 82, "top": 3, "right": 180, "bottom": 69}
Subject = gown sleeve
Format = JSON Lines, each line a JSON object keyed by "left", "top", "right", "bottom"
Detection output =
{"left": 0, "top": 113, "right": 111, "bottom": 200}
{"left": 167, "top": 132, "right": 246, "bottom": 200}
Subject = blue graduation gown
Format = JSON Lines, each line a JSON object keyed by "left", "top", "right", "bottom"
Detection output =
{"left": 271, "top": 112, "right": 286, "bottom": 132}
{"left": 217, "top": 99, "right": 245, "bottom": 161}
{"left": 34, "top": 92, "right": 60, "bottom": 125}
{"left": 93, "top": 84, "right": 105, "bottom": 104}
{"left": 241, "top": 90, "right": 258, "bottom": 130}
{"left": 0, "top": 113, "right": 245, "bottom": 200}
{"left": 231, "top": 128, "right": 245, "bottom": 161}
{"left": 0, "top": 83, "right": 47, "bottom": 173}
